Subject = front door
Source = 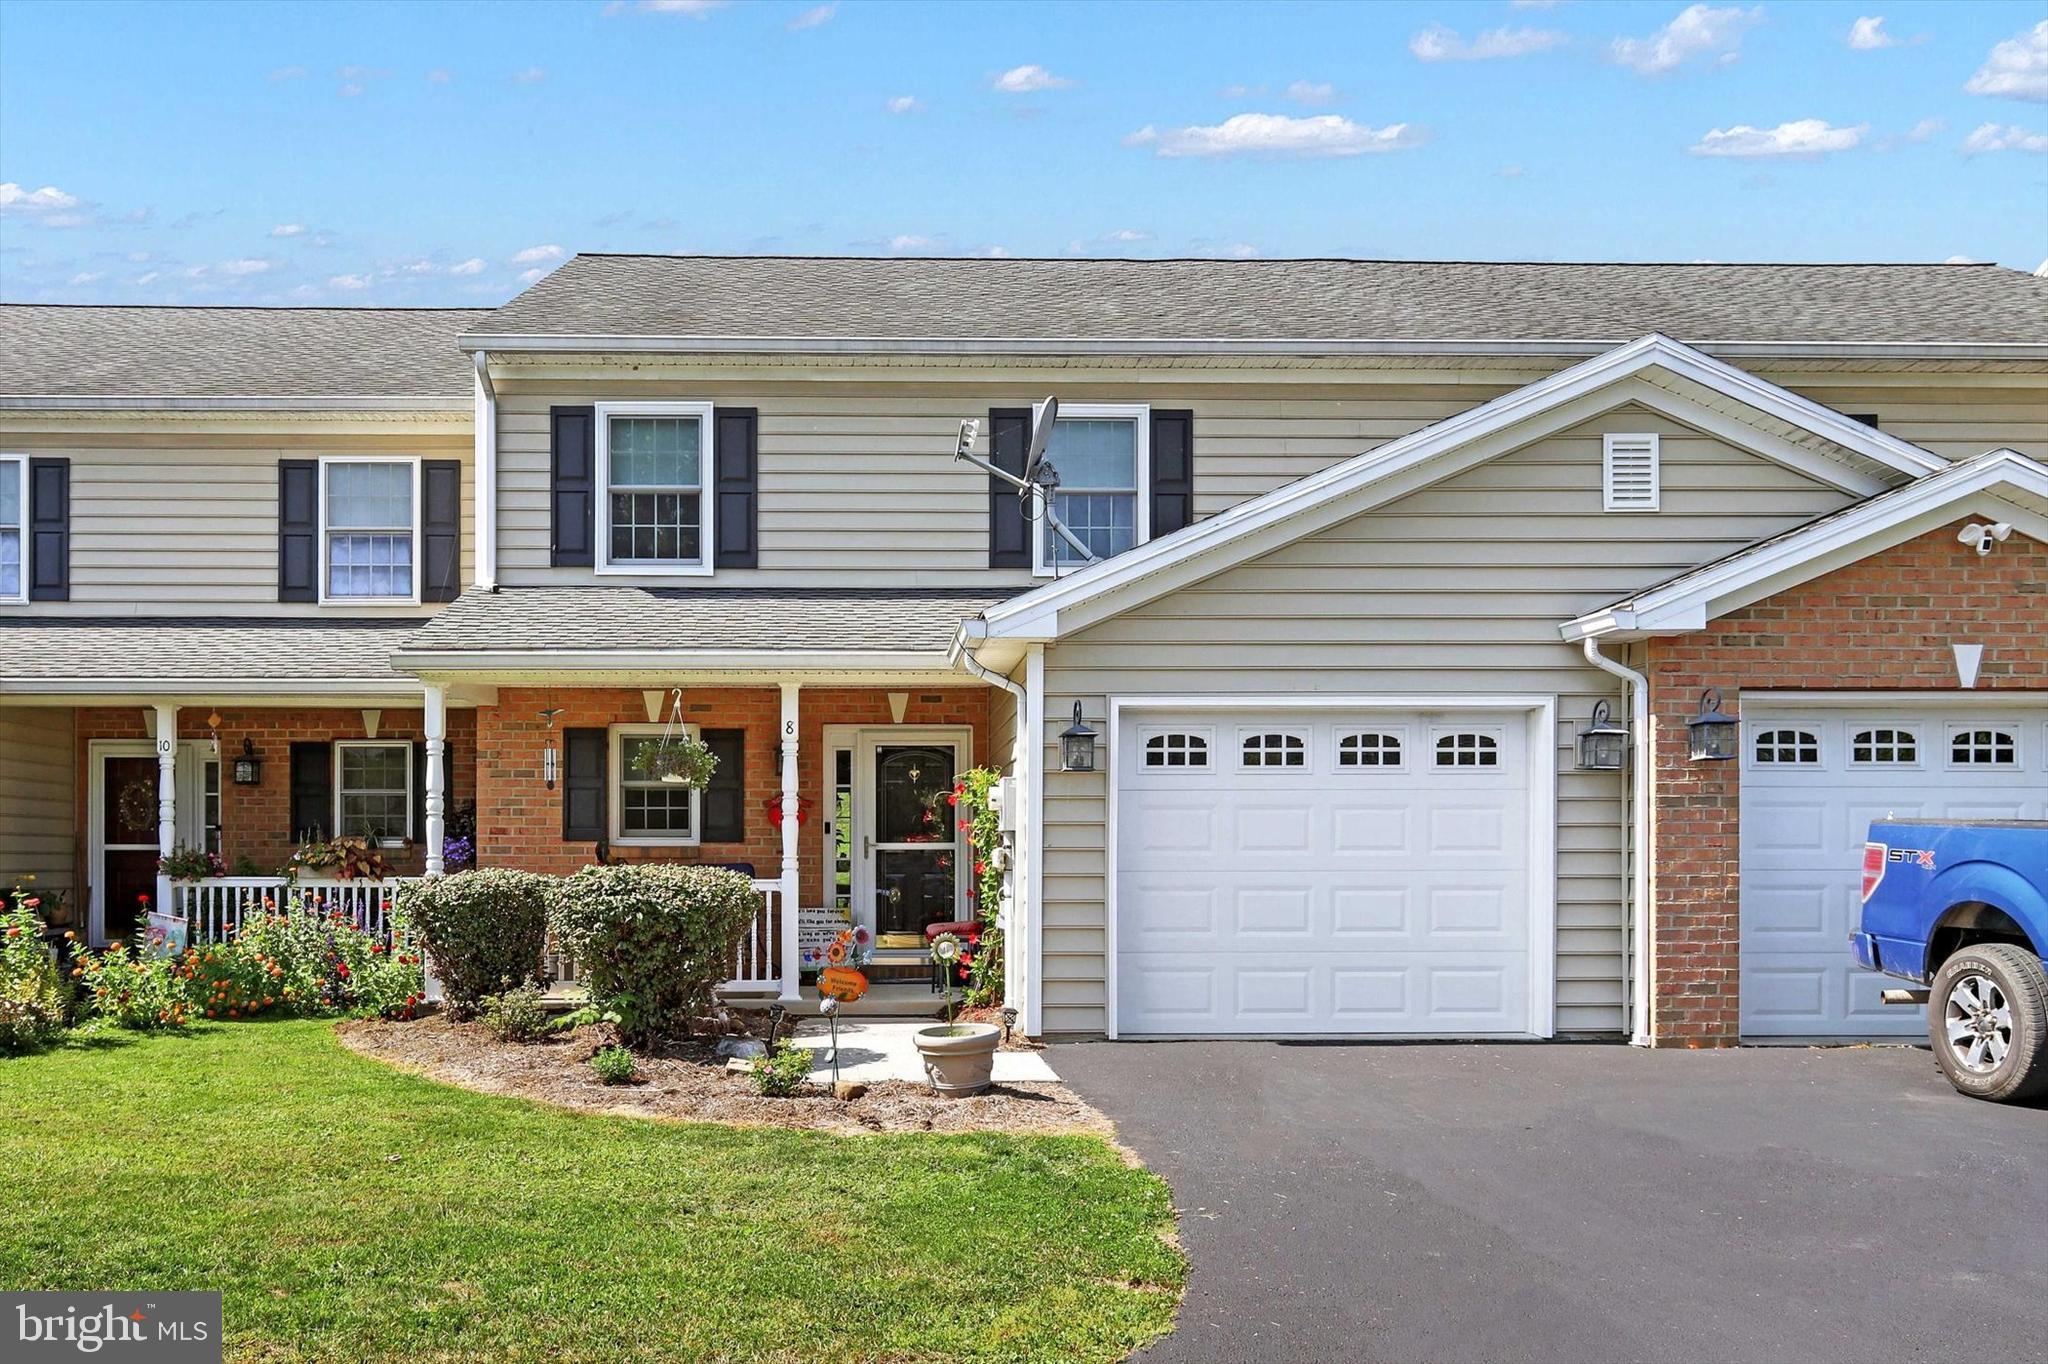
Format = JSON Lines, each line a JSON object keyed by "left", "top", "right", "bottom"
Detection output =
{"left": 855, "top": 736, "right": 965, "bottom": 943}
{"left": 96, "top": 751, "right": 159, "bottom": 944}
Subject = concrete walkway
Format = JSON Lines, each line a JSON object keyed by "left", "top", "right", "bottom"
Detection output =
{"left": 779, "top": 1018, "right": 1059, "bottom": 1084}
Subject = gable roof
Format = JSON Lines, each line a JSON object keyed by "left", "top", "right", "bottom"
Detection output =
{"left": 1562, "top": 448, "right": 2048, "bottom": 641}
{"left": 975, "top": 334, "right": 1953, "bottom": 642}
{"left": 464, "top": 255, "right": 2048, "bottom": 356}
{"left": 0, "top": 304, "right": 486, "bottom": 407}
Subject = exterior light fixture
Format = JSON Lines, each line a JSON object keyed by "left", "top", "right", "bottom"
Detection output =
{"left": 1060, "top": 701, "right": 1098, "bottom": 772}
{"left": 1577, "top": 699, "right": 1629, "bottom": 772}
{"left": 1687, "top": 688, "right": 1739, "bottom": 762}
{"left": 231, "top": 738, "right": 264, "bottom": 785}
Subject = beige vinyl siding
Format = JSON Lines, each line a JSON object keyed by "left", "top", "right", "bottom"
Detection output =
{"left": 1035, "top": 405, "right": 1856, "bottom": 1038}
{"left": 1752, "top": 370, "right": 2048, "bottom": 463}
{"left": 0, "top": 422, "right": 472, "bottom": 617}
{"left": 0, "top": 707, "right": 77, "bottom": 897}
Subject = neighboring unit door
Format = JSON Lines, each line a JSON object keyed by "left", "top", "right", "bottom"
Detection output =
{"left": 95, "top": 750, "right": 159, "bottom": 944}
{"left": 1739, "top": 705, "right": 2048, "bottom": 1040}
{"left": 855, "top": 736, "right": 966, "bottom": 941}
{"left": 1115, "top": 710, "right": 1535, "bottom": 1036}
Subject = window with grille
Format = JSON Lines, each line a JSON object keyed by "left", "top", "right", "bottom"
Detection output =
{"left": 1036, "top": 405, "right": 1148, "bottom": 572}
{"left": 1240, "top": 732, "right": 1307, "bottom": 768}
{"left": 1754, "top": 729, "right": 1820, "bottom": 765}
{"left": 1851, "top": 728, "right": 1917, "bottom": 764}
{"left": 1950, "top": 729, "right": 2018, "bottom": 767}
{"left": 1144, "top": 733, "right": 1210, "bottom": 769}
{"left": 0, "top": 457, "right": 22, "bottom": 603}
{"left": 323, "top": 459, "right": 416, "bottom": 602}
{"left": 334, "top": 742, "right": 412, "bottom": 846}
{"left": 612, "top": 728, "right": 703, "bottom": 844}
{"left": 1434, "top": 732, "right": 1500, "bottom": 768}
{"left": 598, "top": 402, "right": 713, "bottom": 574}
{"left": 1338, "top": 732, "right": 1403, "bottom": 767}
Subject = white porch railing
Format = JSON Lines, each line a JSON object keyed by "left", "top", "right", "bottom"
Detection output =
{"left": 170, "top": 877, "right": 420, "bottom": 943}
{"left": 541, "top": 878, "right": 785, "bottom": 995}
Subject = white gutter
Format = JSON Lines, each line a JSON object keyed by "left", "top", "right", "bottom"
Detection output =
{"left": 472, "top": 354, "right": 499, "bottom": 590}
{"left": 392, "top": 647, "right": 958, "bottom": 673}
{"left": 1583, "top": 637, "right": 1654, "bottom": 1049}
{"left": 953, "top": 621, "right": 1027, "bottom": 704}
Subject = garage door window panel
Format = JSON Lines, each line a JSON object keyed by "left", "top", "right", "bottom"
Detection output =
{"left": 1948, "top": 727, "right": 2019, "bottom": 768}
{"left": 1338, "top": 731, "right": 1406, "bottom": 770}
{"left": 1239, "top": 731, "right": 1308, "bottom": 771}
{"left": 1754, "top": 729, "right": 1821, "bottom": 766}
{"left": 1850, "top": 727, "right": 1919, "bottom": 767}
{"left": 1142, "top": 730, "right": 1211, "bottom": 771}
{"left": 1433, "top": 731, "right": 1501, "bottom": 770}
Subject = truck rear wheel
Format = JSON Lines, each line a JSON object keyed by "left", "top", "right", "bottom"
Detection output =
{"left": 1928, "top": 943, "right": 2048, "bottom": 1103}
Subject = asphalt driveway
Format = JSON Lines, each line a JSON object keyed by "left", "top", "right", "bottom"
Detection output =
{"left": 1052, "top": 1041, "right": 2046, "bottom": 1364}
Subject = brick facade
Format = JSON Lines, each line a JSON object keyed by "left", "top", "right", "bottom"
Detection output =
{"left": 73, "top": 705, "right": 479, "bottom": 881}
{"left": 1645, "top": 520, "right": 2048, "bottom": 1046}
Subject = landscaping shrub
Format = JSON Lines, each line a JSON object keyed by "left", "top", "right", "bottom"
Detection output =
{"left": 589, "top": 1045, "right": 637, "bottom": 1085}
{"left": 478, "top": 983, "right": 550, "bottom": 1043}
{"left": 547, "top": 864, "right": 759, "bottom": 1044}
{"left": 748, "top": 1039, "right": 813, "bottom": 1097}
{"left": 395, "top": 869, "right": 551, "bottom": 1018}
{"left": 72, "top": 941, "right": 188, "bottom": 1031}
{"left": 216, "top": 903, "right": 424, "bottom": 1020}
{"left": 0, "top": 888, "right": 70, "bottom": 1053}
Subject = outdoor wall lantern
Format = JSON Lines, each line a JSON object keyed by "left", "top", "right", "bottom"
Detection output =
{"left": 1687, "top": 688, "right": 1740, "bottom": 762}
{"left": 1576, "top": 699, "right": 1629, "bottom": 772}
{"left": 231, "top": 738, "right": 264, "bottom": 785}
{"left": 1060, "top": 701, "right": 1098, "bottom": 772}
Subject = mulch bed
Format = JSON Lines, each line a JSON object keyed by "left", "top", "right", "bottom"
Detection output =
{"left": 336, "top": 1013, "right": 1109, "bottom": 1138}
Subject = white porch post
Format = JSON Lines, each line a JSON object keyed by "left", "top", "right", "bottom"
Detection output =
{"left": 1023, "top": 646, "right": 1046, "bottom": 1039}
{"left": 422, "top": 682, "right": 448, "bottom": 877}
{"left": 778, "top": 681, "right": 802, "bottom": 1002}
{"left": 152, "top": 702, "right": 178, "bottom": 922}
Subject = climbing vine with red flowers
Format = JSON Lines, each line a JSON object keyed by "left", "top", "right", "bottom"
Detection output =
{"left": 949, "top": 766, "right": 1006, "bottom": 1006}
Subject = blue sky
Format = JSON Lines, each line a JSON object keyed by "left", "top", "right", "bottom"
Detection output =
{"left": 2, "top": 0, "right": 2044, "bottom": 307}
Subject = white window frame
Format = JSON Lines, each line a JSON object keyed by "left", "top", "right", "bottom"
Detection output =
{"left": 595, "top": 400, "right": 716, "bottom": 578}
{"left": 1946, "top": 723, "right": 2021, "bottom": 770}
{"left": 1236, "top": 727, "right": 1310, "bottom": 772}
{"left": 1431, "top": 726, "right": 1504, "bottom": 771}
{"left": 1602, "top": 432, "right": 1661, "bottom": 513}
{"left": 1336, "top": 727, "right": 1408, "bottom": 771}
{"left": 332, "top": 740, "right": 414, "bottom": 848}
{"left": 1139, "top": 726, "right": 1213, "bottom": 773}
{"left": 1032, "top": 401, "right": 1151, "bottom": 578}
{"left": 1749, "top": 727, "right": 1822, "bottom": 768}
{"left": 1848, "top": 725, "right": 1921, "bottom": 769}
{"left": 0, "top": 455, "right": 28, "bottom": 605}
{"left": 318, "top": 455, "right": 423, "bottom": 607}
{"left": 609, "top": 723, "right": 705, "bottom": 847}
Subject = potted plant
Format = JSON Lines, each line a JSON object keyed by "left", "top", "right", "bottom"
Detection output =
{"left": 158, "top": 843, "right": 226, "bottom": 882}
{"left": 912, "top": 932, "right": 1000, "bottom": 1095}
{"left": 627, "top": 733, "right": 719, "bottom": 788}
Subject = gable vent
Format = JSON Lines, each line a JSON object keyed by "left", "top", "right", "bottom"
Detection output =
{"left": 1603, "top": 433, "right": 1660, "bottom": 512}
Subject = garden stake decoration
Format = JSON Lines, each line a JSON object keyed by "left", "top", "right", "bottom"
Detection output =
{"left": 931, "top": 932, "right": 970, "bottom": 1024}
{"left": 802, "top": 926, "right": 873, "bottom": 1081}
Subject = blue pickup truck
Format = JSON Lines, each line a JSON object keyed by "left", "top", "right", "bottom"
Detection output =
{"left": 1855, "top": 819, "right": 2048, "bottom": 1103}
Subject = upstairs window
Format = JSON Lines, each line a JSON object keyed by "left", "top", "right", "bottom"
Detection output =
{"left": 597, "top": 402, "right": 713, "bottom": 576}
{"left": 334, "top": 741, "right": 412, "bottom": 846}
{"left": 1036, "top": 403, "right": 1149, "bottom": 574}
{"left": 1950, "top": 728, "right": 2018, "bottom": 767}
{"left": 1754, "top": 729, "right": 1820, "bottom": 765}
{"left": 322, "top": 458, "right": 418, "bottom": 604}
{"left": 1603, "top": 433, "right": 1660, "bottom": 512}
{"left": 0, "top": 457, "right": 22, "bottom": 603}
{"left": 1144, "top": 732, "right": 1210, "bottom": 769}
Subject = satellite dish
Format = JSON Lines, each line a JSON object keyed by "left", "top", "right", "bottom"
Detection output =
{"left": 1023, "top": 395, "right": 1059, "bottom": 479}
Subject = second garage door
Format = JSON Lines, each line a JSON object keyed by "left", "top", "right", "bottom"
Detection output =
{"left": 1115, "top": 709, "right": 1538, "bottom": 1036}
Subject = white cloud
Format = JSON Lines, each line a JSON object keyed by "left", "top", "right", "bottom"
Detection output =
{"left": 510, "top": 67, "right": 548, "bottom": 85}
{"left": 613, "top": 0, "right": 727, "bottom": 14}
{"left": 69, "top": 271, "right": 104, "bottom": 286}
{"left": 1904, "top": 117, "right": 1946, "bottom": 142}
{"left": 1960, "top": 121, "right": 2048, "bottom": 154}
{"left": 268, "top": 65, "right": 307, "bottom": 82}
{"left": 1126, "top": 112, "right": 1425, "bottom": 159}
{"left": 0, "top": 182, "right": 87, "bottom": 226}
{"left": 787, "top": 3, "right": 834, "bottom": 30}
{"left": 993, "top": 64, "right": 1074, "bottom": 94}
{"left": 270, "top": 223, "right": 306, "bottom": 238}
{"left": 1689, "top": 118, "right": 1868, "bottom": 157}
{"left": 1220, "top": 83, "right": 1265, "bottom": 98}
{"left": 885, "top": 95, "right": 921, "bottom": 114}
{"left": 328, "top": 273, "right": 371, "bottom": 290}
{"left": 426, "top": 69, "right": 453, "bottom": 84}
{"left": 1847, "top": 17, "right": 1905, "bottom": 50}
{"left": 886, "top": 234, "right": 938, "bottom": 253}
{"left": 1966, "top": 21, "right": 2048, "bottom": 101}
{"left": 1283, "top": 80, "right": 1337, "bottom": 104}
{"left": 1942, "top": 254, "right": 1979, "bottom": 264}
{"left": 518, "top": 267, "right": 547, "bottom": 283}
{"left": 1103, "top": 228, "right": 1150, "bottom": 242}
{"left": 1225, "top": 243, "right": 1259, "bottom": 258}
{"left": 511, "top": 243, "right": 565, "bottom": 264}
{"left": 1611, "top": 4, "right": 1762, "bottom": 76}
{"left": 450, "top": 257, "right": 487, "bottom": 275}
{"left": 134, "top": 271, "right": 160, "bottom": 285}
{"left": 336, "top": 64, "right": 389, "bottom": 97}
{"left": 1410, "top": 24, "right": 1568, "bottom": 61}
{"left": 978, "top": 246, "right": 1014, "bottom": 258}
{"left": 216, "top": 258, "right": 274, "bottom": 276}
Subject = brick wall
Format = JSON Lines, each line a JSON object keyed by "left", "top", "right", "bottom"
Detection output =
{"left": 1645, "top": 519, "right": 2048, "bottom": 1046}
{"left": 74, "top": 706, "right": 478, "bottom": 881}
{"left": 476, "top": 685, "right": 992, "bottom": 902}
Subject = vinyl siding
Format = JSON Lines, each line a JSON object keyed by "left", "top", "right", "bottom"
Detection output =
{"left": 0, "top": 707, "right": 76, "bottom": 897}
{"left": 1035, "top": 405, "right": 1857, "bottom": 1038}
{"left": 0, "top": 423, "right": 472, "bottom": 617}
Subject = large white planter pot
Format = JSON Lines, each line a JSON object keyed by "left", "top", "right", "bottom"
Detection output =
{"left": 913, "top": 1022, "right": 1001, "bottom": 1096}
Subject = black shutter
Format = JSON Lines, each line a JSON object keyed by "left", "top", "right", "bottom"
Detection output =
{"left": 562, "top": 728, "right": 607, "bottom": 841}
{"left": 713, "top": 407, "right": 758, "bottom": 569}
{"left": 421, "top": 460, "right": 462, "bottom": 602}
{"left": 700, "top": 729, "right": 746, "bottom": 843}
{"left": 27, "top": 457, "right": 69, "bottom": 601}
{"left": 988, "top": 407, "right": 1031, "bottom": 569}
{"left": 550, "top": 406, "right": 595, "bottom": 567}
{"left": 412, "top": 741, "right": 428, "bottom": 843}
{"left": 278, "top": 460, "right": 319, "bottom": 602}
{"left": 1149, "top": 410, "right": 1194, "bottom": 540}
{"left": 289, "top": 742, "right": 332, "bottom": 842}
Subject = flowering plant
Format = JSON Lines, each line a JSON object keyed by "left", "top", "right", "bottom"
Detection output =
{"left": 442, "top": 835, "right": 476, "bottom": 870}
{"left": 286, "top": 835, "right": 396, "bottom": 882}
{"left": 158, "top": 843, "right": 226, "bottom": 882}
{"left": 2, "top": 882, "right": 71, "bottom": 1052}
{"left": 948, "top": 768, "right": 1006, "bottom": 1006}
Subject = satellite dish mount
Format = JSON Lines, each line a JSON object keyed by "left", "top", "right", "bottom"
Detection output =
{"left": 953, "top": 396, "right": 1098, "bottom": 568}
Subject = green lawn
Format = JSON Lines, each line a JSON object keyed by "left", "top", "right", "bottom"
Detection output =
{"left": 0, "top": 1021, "right": 1182, "bottom": 1363}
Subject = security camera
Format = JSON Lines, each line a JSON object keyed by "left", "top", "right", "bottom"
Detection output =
{"left": 1958, "top": 522, "right": 2014, "bottom": 557}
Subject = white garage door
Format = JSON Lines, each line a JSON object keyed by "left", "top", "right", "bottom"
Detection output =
{"left": 1740, "top": 704, "right": 2048, "bottom": 1040}
{"left": 1115, "top": 709, "right": 1537, "bottom": 1036}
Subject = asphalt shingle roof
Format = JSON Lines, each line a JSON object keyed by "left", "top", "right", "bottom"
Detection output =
{"left": 0, "top": 617, "right": 421, "bottom": 682}
{"left": 469, "top": 256, "right": 2048, "bottom": 347}
{"left": 399, "top": 587, "right": 1016, "bottom": 657}
{"left": 0, "top": 305, "right": 486, "bottom": 398}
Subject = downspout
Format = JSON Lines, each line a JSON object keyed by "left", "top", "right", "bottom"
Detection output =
{"left": 472, "top": 352, "right": 499, "bottom": 591}
{"left": 1584, "top": 636, "right": 1653, "bottom": 1048}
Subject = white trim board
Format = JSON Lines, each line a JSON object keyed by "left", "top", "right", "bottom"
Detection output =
{"left": 1101, "top": 694, "right": 1558, "bottom": 1041}
{"left": 978, "top": 334, "right": 1946, "bottom": 643}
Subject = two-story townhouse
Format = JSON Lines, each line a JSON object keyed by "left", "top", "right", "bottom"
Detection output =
{"left": 3, "top": 256, "right": 2044, "bottom": 1047}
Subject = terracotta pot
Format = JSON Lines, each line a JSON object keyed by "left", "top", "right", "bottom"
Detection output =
{"left": 913, "top": 1022, "right": 1001, "bottom": 1095}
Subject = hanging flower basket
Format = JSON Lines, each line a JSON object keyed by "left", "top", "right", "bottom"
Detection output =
{"left": 629, "top": 734, "right": 719, "bottom": 789}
